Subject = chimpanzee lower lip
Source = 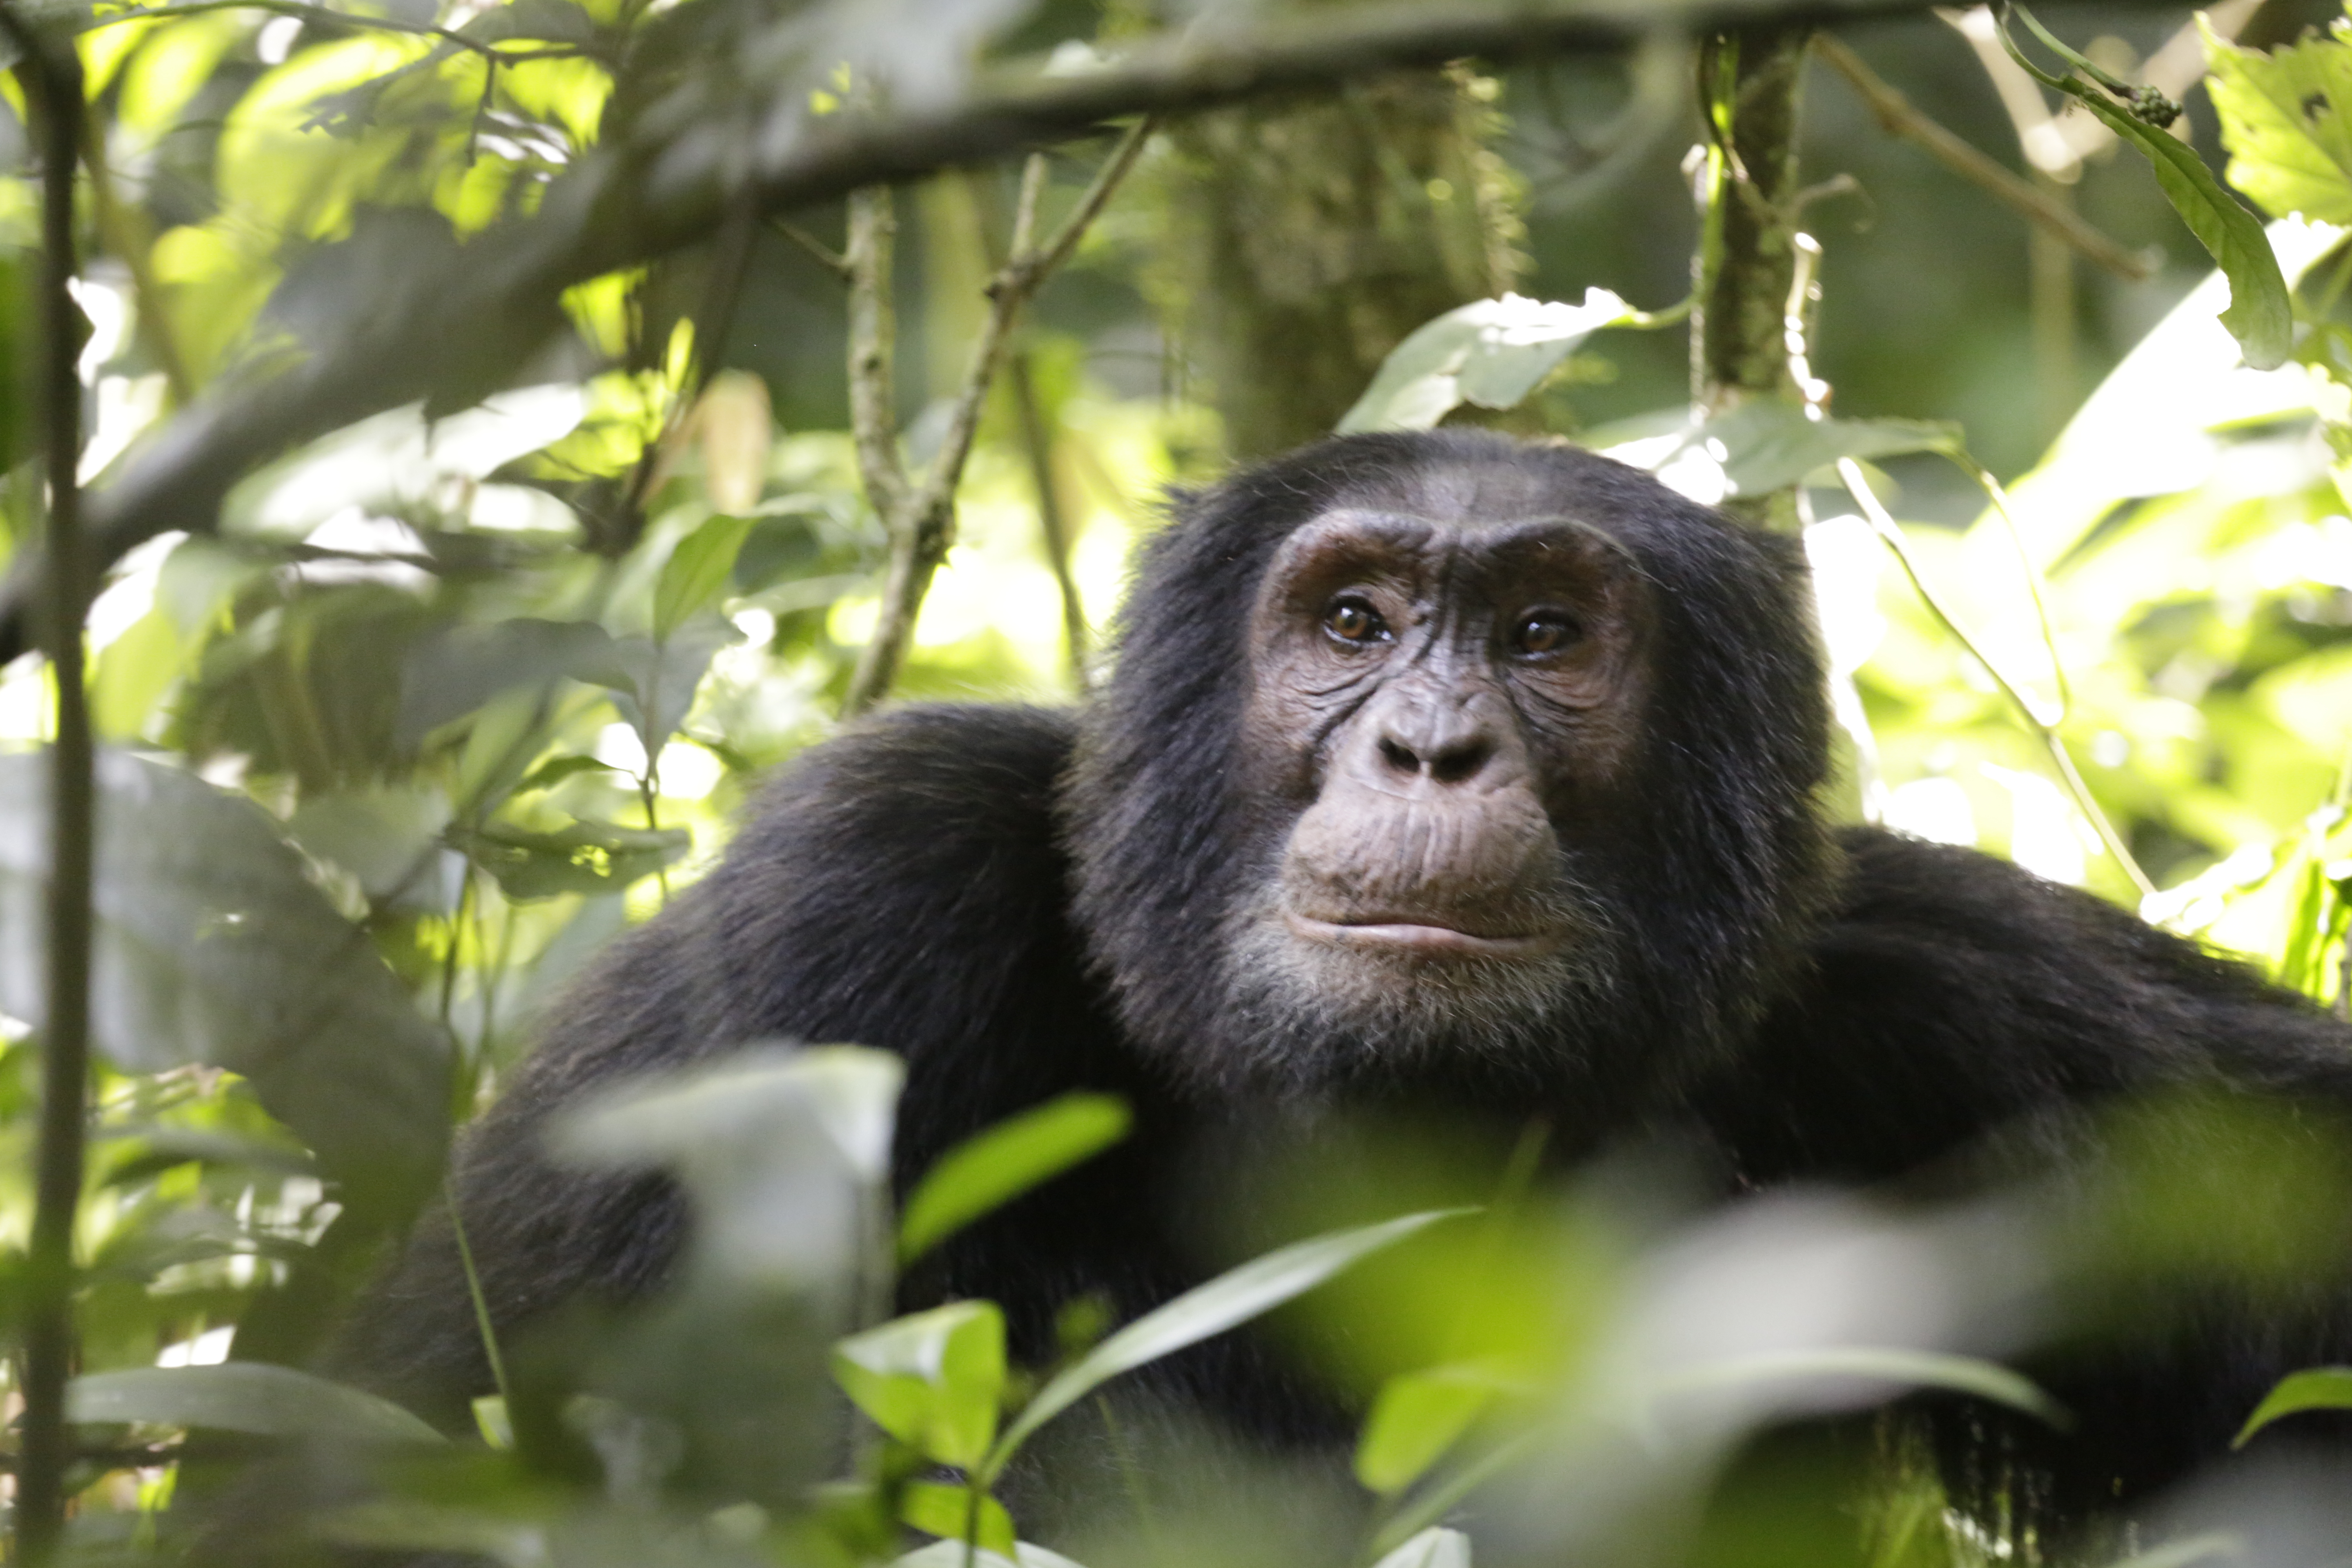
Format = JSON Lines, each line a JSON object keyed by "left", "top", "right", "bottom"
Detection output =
{"left": 1283, "top": 911, "right": 1562, "bottom": 957}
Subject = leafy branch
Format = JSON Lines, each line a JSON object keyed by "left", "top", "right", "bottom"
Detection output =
{"left": 1812, "top": 33, "right": 2150, "bottom": 281}
{"left": 837, "top": 118, "right": 1150, "bottom": 717}
{"left": 0, "top": 0, "right": 2203, "bottom": 669}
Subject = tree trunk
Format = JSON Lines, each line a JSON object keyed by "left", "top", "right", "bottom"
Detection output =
{"left": 1141, "top": 71, "right": 1525, "bottom": 458}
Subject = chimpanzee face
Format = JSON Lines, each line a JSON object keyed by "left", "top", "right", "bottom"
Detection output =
{"left": 1219, "top": 490, "right": 1656, "bottom": 1088}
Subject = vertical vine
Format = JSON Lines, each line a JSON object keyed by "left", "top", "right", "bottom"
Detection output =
{"left": 1, "top": 5, "right": 95, "bottom": 1559}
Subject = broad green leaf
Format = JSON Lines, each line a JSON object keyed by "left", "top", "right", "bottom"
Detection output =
{"left": 654, "top": 513, "right": 755, "bottom": 642}
{"left": 2234, "top": 1365, "right": 2352, "bottom": 1447}
{"left": 449, "top": 818, "right": 689, "bottom": 900}
{"left": 900, "top": 1482, "right": 1016, "bottom": 1555}
{"left": 285, "top": 787, "right": 457, "bottom": 911}
{"left": 0, "top": 751, "right": 450, "bottom": 1220}
{"left": 833, "top": 1301, "right": 1006, "bottom": 1468}
{"left": 1339, "top": 290, "right": 1641, "bottom": 433}
{"left": 899, "top": 1093, "right": 1131, "bottom": 1265}
{"left": 91, "top": 603, "right": 183, "bottom": 742}
{"left": 555, "top": 1045, "right": 903, "bottom": 1288}
{"left": 1654, "top": 1348, "right": 2069, "bottom": 1429}
{"left": 1355, "top": 1365, "right": 1508, "bottom": 1495}
{"left": 984, "top": 1208, "right": 1469, "bottom": 1478}
{"left": 2070, "top": 64, "right": 2292, "bottom": 369}
{"left": 1372, "top": 1528, "right": 1472, "bottom": 1568}
{"left": 2205, "top": 21, "right": 2352, "bottom": 225}
{"left": 1595, "top": 403, "right": 1959, "bottom": 499}
{"left": 399, "top": 617, "right": 633, "bottom": 748}
{"left": 607, "top": 617, "right": 743, "bottom": 756}
{"left": 68, "top": 1365, "right": 443, "bottom": 1444}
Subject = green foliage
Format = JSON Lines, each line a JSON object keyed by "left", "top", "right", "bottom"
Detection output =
{"left": 0, "top": 2, "right": 2346, "bottom": 1564}
{"left": 2234, "top": 1365, "right": 2352, "bottom": 1447}
{"left": 897, "top": 1091, "right": 1130, "bottom": 1265}
{"left": 66, "top": 1363, "right": 445, "bottom": 1443}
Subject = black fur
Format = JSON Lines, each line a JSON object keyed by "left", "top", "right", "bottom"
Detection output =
{"left": 340, "top": 431, "right": 2352, "bottom": 1510}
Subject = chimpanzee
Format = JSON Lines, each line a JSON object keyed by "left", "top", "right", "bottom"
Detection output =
{"left": 339, "top": 430, "right": 2352, "bottom": 1516}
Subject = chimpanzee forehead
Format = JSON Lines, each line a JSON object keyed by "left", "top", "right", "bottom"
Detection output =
{"left": 1325, "top": 454, "right": 1626, "bottom": 531}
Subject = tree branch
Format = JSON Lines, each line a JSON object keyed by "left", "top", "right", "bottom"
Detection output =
{"left": 1814, "top": 33, "right": 2150, "bottom": 281}
{"left": 0, "top": 4, "right": 96, "bottom": 1562}
{"left": 841, "top": 121, "right": 1150, "bottom": 717}
{"left": 0, "top": 0, "right": 2196, "bottom": 665}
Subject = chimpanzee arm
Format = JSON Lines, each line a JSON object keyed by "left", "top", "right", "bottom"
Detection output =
{"left": 1705, "top": 826, "right": 2352, "bottom": 1506}
{"left": 334, "top": 704, "right": 1143, "bottom": 1426}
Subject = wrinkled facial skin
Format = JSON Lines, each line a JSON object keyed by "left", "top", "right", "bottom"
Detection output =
{"left": 1220, "top": 505, "right": 1652, "bottom": 1087}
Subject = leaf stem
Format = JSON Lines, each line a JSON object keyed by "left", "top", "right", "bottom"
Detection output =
{"left": 1837, "top": 459, "right": 2154, "bottom": 897}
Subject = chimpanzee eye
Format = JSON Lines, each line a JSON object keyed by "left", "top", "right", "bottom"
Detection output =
{"left": 1322, "top": 597, "right": 1389, "bottom": 646}
{"left": 1512, "top": 609, "right": 1581, "bottom": 657}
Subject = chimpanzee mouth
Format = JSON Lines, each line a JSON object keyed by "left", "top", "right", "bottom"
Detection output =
{"left": 1282, "top": 909, "right": 1567, "bottom": 959}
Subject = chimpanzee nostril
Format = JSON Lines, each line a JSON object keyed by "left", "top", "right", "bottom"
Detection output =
{"left": 1376, "top": 732, "right": 1492, "bottom": 783}
{"left": 1378, "top": 736, "right": 1421, "bottom": 775}
{"left": 1428, "top": 738, "right": 1492, "bottom": 784}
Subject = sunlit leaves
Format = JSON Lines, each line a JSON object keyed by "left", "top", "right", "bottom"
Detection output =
{"left": 2206, "top": 21, "right": 2352, "bottom": 226}
{"left": 450, "top": 818, "right": 688, "bottom": 898}
{"left": 655, "top": 513, "right": 755, "bottom": 641}
{"left": 1355, "top": 1365, "right": 1508, "bottom": 1495}
{"left": 1339, "top": 289, "right": 1650, "bottom": 434}
{"left": 833, "top": 1301, "right": 1006, "bottom": 1467}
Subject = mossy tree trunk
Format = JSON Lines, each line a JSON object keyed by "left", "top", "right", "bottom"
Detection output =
{"left": 1141, "top": 71, "right": 1525, "bottom": 458}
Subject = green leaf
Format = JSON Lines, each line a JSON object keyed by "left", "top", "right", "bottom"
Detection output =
{"left": 398, "top": 617, "right": 633, "bottom": 749}
{"left": 1593, "top": 403, "right": 1960, "bottom": 499}
{"left": 2234, "top": 1365, "right": 2352, "bottom": 1447}
{"left": 1653, "top": 1348, "right": 2070, "bottom": 1430}
{"left": 2205, "top": 20, "right": 2352, "bottom": 225}
{"left": 833, "top": 1301, "right": 1006, "bottom": 1468}
{"left": 1354, "top": 1365, "right": 1508, "bottom": 1495}
{"left": 607, "top": 617, "right": 743, "bottom": 756}
{"left": 1338, "top": 290, "right": 1642, "bottom": 434}
{"left": 472, "top": 1394, "right": 513, "bottom": 1450}
{"left": 900, "top": 1482, "right": 1016, "bottom": 1555}
{"left": 449, "top": 818, "right": 689, "bottom": 900}
{"left": 983, "top": 1208, "right": 1469, "bottom": 1479}
{"left": 1371, "top": 1528, "right": 1472, "bottom": 1568}
{"left": 554, "top": 1045, "right": 904, "bottom": 1288}
{"left": 2069, "top": 58, "right": 2292, "bottom": 369}
{"left": 68, "top": 1365, "right": 444, "bottom": 1444}
{"left": 0, "top": 751, "right": 450, "bottom": 1221}
{"left": 654, "top": 513, "right": 754, "bottom": 642}
{"left": 514, "top": 753, "right": 621, "bottom": 793}
{"left": 898, "top": 1093, "right": 1131, "bottom": 1265}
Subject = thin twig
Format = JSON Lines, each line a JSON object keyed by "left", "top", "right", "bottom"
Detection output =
{"left": 0, "top": 5, "right": 96, "bottom": 1562}
{"left": 1814, "top": 33, "right": 2149, "bottom": 281}
{"left": 840, "top": 118, "right": 1152, "bottom": 717}
{"left": 1008, "top": 352, "right": 1089, "bottom": 690}
{"left": 1838, "top": 459, "right": 2154, "bottom": 896}
{"left": 771, "top": 217, "right": 850, "bottom": 279}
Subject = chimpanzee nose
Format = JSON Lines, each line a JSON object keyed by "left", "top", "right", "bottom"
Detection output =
{"left": 1375, "top": 723, "right": 1496, "bottom": 785}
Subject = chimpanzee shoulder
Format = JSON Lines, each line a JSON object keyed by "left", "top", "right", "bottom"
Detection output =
{"left": 1699, "top": 825, "right": 2352, "bottom": 1188}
